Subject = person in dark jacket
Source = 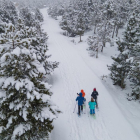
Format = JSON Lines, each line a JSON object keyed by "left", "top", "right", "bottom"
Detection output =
{"left": 76, "top": 92, "right": 85, "bottom": 116}
{"left": 91, "top": 88, "right": 99, "bottom": 108}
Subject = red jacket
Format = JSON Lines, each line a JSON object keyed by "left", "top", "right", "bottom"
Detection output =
{"left": 81, "top": 90, "right": 85, "bottom": 97}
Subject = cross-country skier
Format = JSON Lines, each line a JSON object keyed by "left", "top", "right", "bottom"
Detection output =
{"left": 77, "top": 89, "right": 85, "bottom": 97}
{"left": 88, "top": 97, "right": 96, "bottom": 115}
{"left": 76, "top": 92, "right": 85, "bottom": 116}
{"left": 91, "top": 88, "right": 99, "bottom": 108}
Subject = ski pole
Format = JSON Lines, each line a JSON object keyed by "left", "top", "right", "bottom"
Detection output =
{"left": 73, "top": 102, "right": 77, "bottom": 113}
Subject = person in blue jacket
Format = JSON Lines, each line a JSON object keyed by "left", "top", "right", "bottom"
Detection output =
{"left": 88, "top": 97, "right": 96, "bottom": 115}
{"left": 76, "top": 92, "right": 85, "bottom": 116}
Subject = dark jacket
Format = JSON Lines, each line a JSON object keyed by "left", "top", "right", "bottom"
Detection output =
{"left": 76, "top": 93, "right": 85, "bottom": 106}
{"left": 91, "top": 91, "right": 98, "bottom": 99}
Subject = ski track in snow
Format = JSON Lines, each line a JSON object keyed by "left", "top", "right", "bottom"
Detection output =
{"left": 41, "top": 8, "right": 140, "bottom": 140}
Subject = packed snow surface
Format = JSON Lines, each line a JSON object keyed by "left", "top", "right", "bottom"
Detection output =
{"left": 41, "top": 8, "right": 140, "bottom": 140}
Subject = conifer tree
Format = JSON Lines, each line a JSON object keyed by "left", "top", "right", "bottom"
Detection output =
{"left": 87, "top": 35, "right": 102, "bottom": 58}
{"left": 34, "top": 8, "right": 44, "bottom": 22}
{"left": 76, "top": 11, "right": 85, "bottom": 42}
{"left": 0, "top": 21, "right": 5, "bottom": 34}
{"left": 128, "top": 54, "right": 140, "bottom": 100}
{"left": 60, "top": 14, "right": 69, "bottom": 36}
{"left": 108, "top": 40, "right": 131, "bottom": 88}
{"left": 0, "top": 0, "right": 18, "bottom": 25}
{"left": 123, "top": 12, "right": 140, "bottom": 57}
{"left": 0, "top": 20, "right": 60, "bottom": 140}
{"left": 97, "top": 20, "right": 112, "bottom": 52}
{"left": 19, "top": 7, "right": 35, "bottom": 27}
{"left": 48, "top": 5, "right": 59, "bottom": 20}
{"left": 90, "top": 1, "right": 102, "bottom": 34}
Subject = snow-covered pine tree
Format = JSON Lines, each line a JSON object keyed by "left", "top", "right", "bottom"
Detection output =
{"left": 123, "top": 12, "right": 140, "bottom": 56}
{"left": 96, "top": 0, "right": 114, "bottom": 52}
{"left": 60, "top": 14, "right": 69, "bottom": 36}
{"left": 57, "top": 2, "right": 65, "bottom": 16}
{"left": 60, "top": 0, "right": 92, "bottom": 37}
{"left": 0, "top": 21, "right": 5, "bottom": 34}
{"left": 112, "top": 0, "right": 129, "bottom": 37}
{"left": 0, "top": 0, "right": 18, "bottom": 25}
{"left": 126, "top": 13, "right": 140, "bottom": 99}
{"left": 34, "top": 8, "right": 44, "bottom": 22}
{"left": 87, "top": 35, "right": 102, "bottom": 58}
{"left": 128, "top": 48, "right": 140, "bottom": 100}
{"left": 97, "top": 20, "right": 112, "bottom": 52}
{"left": 48, "top": 5, "right": 59, "bottom": 20}
{"left": 81, "top": 0, "right": 92, "bottom": 31}
{"left": 28, "top": 21, "right": 59, "bottom": 74}
{"left": 90, "top": 1, "right": 102, "bottom": 34}
{"left": 76, "top": 11, "right": 85, "bottom": 42}
{"left": 60, "top": 2, "right": 76, "bottom": 36}
{"left": 0, "top": 19, "right": 60, "bottom": 140}
{"left": 108, "top": 39, "right": 131, "bottom": 88}
{"left": 65, "top": 4, "right": 77, "bottom": 37}
{"left": 19, "top": 7, "right": 35, "bottom": 27}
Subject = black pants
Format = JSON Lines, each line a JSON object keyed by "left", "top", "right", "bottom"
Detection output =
{"left": 95, "top": 98, "right": 98, "bottom": 108}
{"left": 78, "top": 105, "right": 83, "bottom": 115}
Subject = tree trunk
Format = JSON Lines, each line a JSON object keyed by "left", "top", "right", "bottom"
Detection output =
{"left": 116, "top": 26, "right": 119, "bottom": 37}
{"left": 101, "top": 45, "right": 103, "bottom": 52}
{"left": 80, "top": 34, "right": 82, "bottom": 42}
{"left": 101, "top": 42, "right": 105, "bottom": 52}
{"left": 96, "top": 48, "right": 98, "bottom": 58}
{"left": 121, "top": 71, "right": 126, "bottom": 88}
{"left": 121, "top": 78, "right": 125, "bottom": 88}
{"left": 94, "top": 24, "right": 96, "bottom": 34}
{"left": 13, "top": 40, "right": 14, "bottom": 49}
{"left": 112, "top": 24, "right": 116, "bottom": 38}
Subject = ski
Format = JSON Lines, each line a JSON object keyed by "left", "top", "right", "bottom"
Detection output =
{"left": 90, "top": 114, "right": 96, "bottom": 119}
{"left": 83, "top": 99, "right": 86, "bottom": 114}
{"left": 77, "top": 113, "right": 81, "bottom": 117}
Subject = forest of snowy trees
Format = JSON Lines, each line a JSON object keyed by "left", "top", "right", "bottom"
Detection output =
{"left": 48, "top": 0, "right": 140, "bottom": 101}
{"left": 0, "top": 0, "right": 60, "bottom": 139}
{"left": 0, "top": 0, "right": 140, "bottom": 139}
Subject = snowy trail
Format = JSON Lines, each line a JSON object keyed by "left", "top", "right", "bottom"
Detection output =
{"left": 41, "top": 9, "right": 140, "bottom": 140}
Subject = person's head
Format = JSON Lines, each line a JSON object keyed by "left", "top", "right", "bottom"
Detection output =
{"left": 93, "top": 88, "right": 96, "bottom": 91}
{"left": 91, "top": 97, "right": 94, "bottom": 102}
{"left": 79, "top": 92, "right": 82, "bottom": 97}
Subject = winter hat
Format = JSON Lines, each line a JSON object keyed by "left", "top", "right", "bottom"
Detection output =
{"left": 93, "top": 88, "right": 96, "bottom": 91}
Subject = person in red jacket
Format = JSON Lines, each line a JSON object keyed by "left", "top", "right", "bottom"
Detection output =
{"left": 81, "top": 89, "right": 85, "bottom": 97}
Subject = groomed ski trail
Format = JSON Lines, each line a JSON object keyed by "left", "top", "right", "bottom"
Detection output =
{"left": 41, "top": 8, "right": 140, "bottom": 140}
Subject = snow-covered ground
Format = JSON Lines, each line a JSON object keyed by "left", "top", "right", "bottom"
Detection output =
{"left": 41, "top": 8, "right": 140, "bottom": 140}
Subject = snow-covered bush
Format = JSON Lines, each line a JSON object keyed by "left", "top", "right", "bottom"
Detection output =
{"left": 87, "top": 35, "right": 103, "bottom": 58}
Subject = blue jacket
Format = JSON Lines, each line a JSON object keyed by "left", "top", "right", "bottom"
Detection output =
{"left": 88, "top": 101, "right": 96, "bottom": 109}
{"left": 76, "top": 93, "right": 85, "bottom": 106}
